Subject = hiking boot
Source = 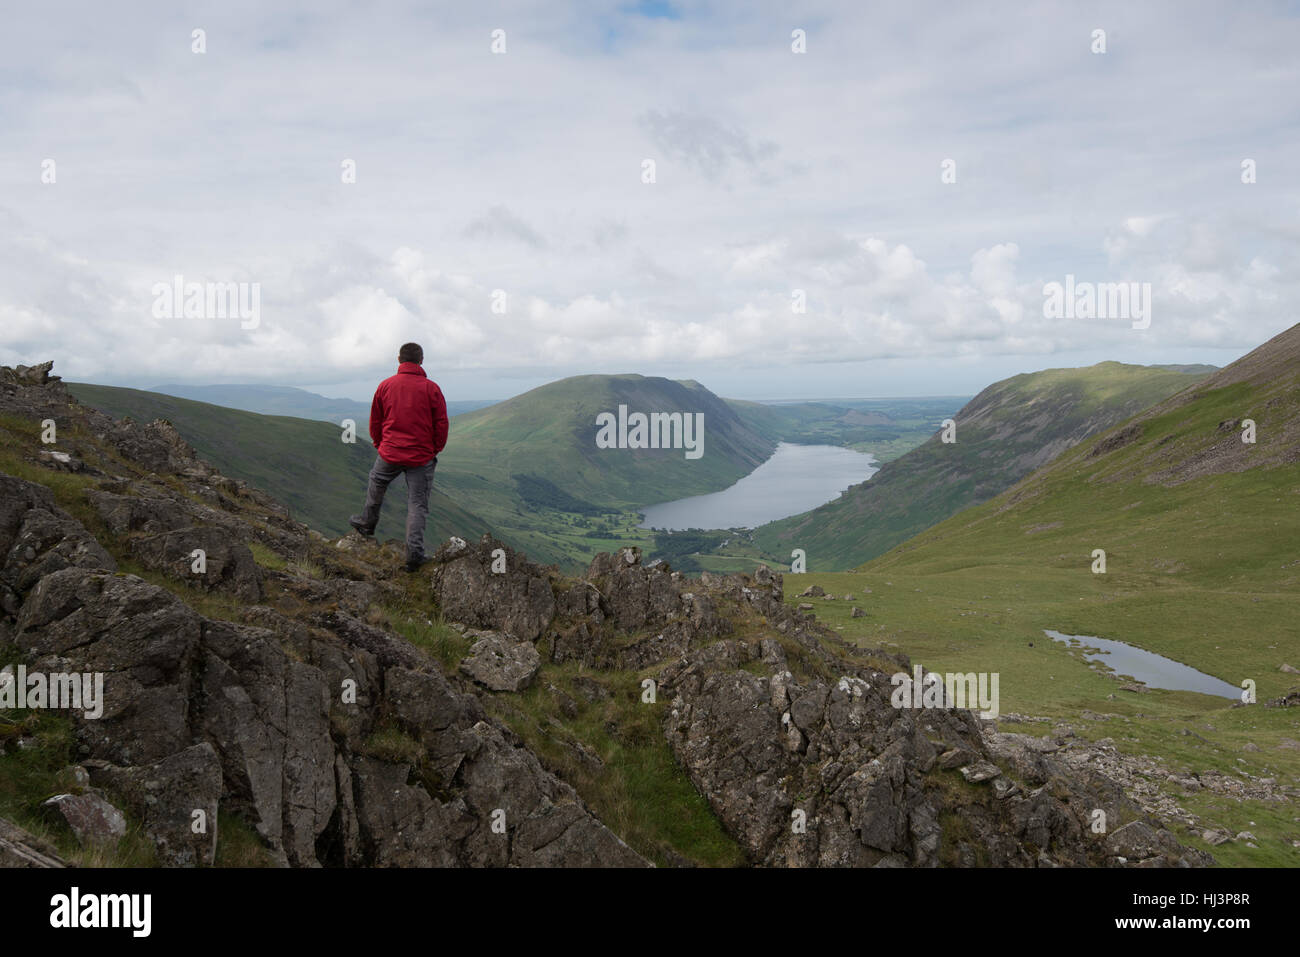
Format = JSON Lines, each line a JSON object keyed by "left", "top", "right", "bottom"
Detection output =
{"left": 349, "top": 516, "right": 375, "bottom": 537}
{"left": 405, "top": 552, "right": 429, "bottom": 573}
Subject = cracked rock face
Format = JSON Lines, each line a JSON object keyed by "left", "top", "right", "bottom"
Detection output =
{"left": 430, "top": 537, "right": 555, "bottom": 642}
{"left": 41, "top": 792, "right": 127, "bottom": 847}
{"left": 459, "top": 632, "right": 542, "bottom": 692}
{"left": 659, "top": 635, "right": 1214, "bottom": 868}
{"left": 1, "top": 466, "right": 644, "bottom": 868}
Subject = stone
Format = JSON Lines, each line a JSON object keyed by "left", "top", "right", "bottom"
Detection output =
{"left": 960, "top": 761, "right": 1003, "bottom": 783}
{"left": 431, "top": 536, "right": 555, "bottom": 641}
{"left": 130, "top": 526, "right": 262, "bottom": 601}
{"left": 42, "top": 792, "right": 127, "bottom": 846}
{"left": 937, "top": 748, "right": 976, "bottom": 770}
{"left": 91, "top": 744, "right": 223, "bottom": 866}
{"left": 459, "top": 632, "right": 542, "bottom": 692}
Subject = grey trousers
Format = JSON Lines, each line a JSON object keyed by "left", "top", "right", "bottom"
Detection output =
{"left": 359, "top": 454, "right": 436, "bottom": 557}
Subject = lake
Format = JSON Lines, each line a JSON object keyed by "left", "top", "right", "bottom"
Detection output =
{"left": 1045, "top": 629, "right": 1242, "bottom": 700}
{"left": 638, "top": 442, "right": 878, "bottom": 530}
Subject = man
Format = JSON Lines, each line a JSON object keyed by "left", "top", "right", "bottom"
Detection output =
{"left": 349, "top": 343, "right": 449, "bottom": 572}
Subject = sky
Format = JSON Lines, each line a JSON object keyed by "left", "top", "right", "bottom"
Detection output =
{"left": 1, "top": 0, "right": 1297, "bottom": 403}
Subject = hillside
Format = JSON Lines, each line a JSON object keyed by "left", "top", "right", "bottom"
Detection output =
{"left": 65, "top": 383, "right": 496, "bottom": 547}
{"left": 411, "top": 374, "right": 784, "bottom": 565}
{"left": 70, "top": 374, "right": 782, "bottom": 569}
{"left": 445, "top": 373, "right": 774, "bottom": 504}
{"left": 781, "top": 325, "right": 1299, "bottom": 865}
{"left": 0, "top": 360, "right": 1213, "bottom": 869}
{"left": 150, "top": 382, "right": 496, "bottom": 422}
{"left": 751, "top": 362, "right": 1215, "bottom": 570}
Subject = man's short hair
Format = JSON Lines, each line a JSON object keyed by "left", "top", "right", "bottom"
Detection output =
{"left": 399, "top": 342, "right": 424, "bottom": 365}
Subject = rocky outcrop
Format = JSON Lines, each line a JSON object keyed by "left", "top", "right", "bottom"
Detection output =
{"left": 459, "top": 631, "right": 542, "bottom": 692}
{"left": 429, "top": 537, "right": 555, "bottom": 641}
{"left": 0, "top": 475, "right": 115, "bottom": 607}
{"left": 83, "top": 488, "right": 263, "bottom": 600}
{"left": 0, "top": 361, "right": 60, "bottom": 387}
{"left": 658, "top": 632, "right": 1212, "bottom": 867}
{"left": 4, "top": 505, "right": 644, "bottom": 867}
{"left": 3, "top": 505, "right": 645, "bottom": 866}
{"left": 549, "top": 547, "right": 732, "bottom": 670}
{"left": 0, "top": 389, "right": 645, "bottom": 870}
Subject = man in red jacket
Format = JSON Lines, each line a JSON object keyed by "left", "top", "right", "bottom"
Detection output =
{"left": 349, "top": 342, "right": 450, "bottom": 571}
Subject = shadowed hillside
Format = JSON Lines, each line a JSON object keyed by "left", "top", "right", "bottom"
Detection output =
{"left": 753, "top": 362, "right": 1215, "bottom": 570}
{"left": 66, "top": 383, "right": 496, "bottom": 547}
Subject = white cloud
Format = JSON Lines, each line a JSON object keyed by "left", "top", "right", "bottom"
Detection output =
{"left": 0, "top": 0, "right": 1297, "bottom": 397}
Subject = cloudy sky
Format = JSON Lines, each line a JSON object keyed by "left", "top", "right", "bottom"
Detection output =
{"left": 2, "top": 0, "right": 1297, "bottom": 402}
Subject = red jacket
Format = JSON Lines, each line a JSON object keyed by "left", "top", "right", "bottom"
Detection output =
{"left": 369, "top": 362, "right": 449, "bottom": 466}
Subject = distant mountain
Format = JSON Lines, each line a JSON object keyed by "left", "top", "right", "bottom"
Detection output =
{"left": 70, "top": 372, "right": 961, "bottom": 570}
{"left": 435, "top": 374, "right": 780, "bottom": 563}
{"left": 752, "top": 361, "right": 1216, "bottom": 569}
{"left": 728, "top": 396, "right": 964, "bottom": 463}
{"left": 150, "top": 383, "right": 497, "bottom": 422}
{"left": 66, "top": 383, "right": 496, "bottom": 546}
{"left": 858, "top": 322, "right": 1299, "bottom": 703}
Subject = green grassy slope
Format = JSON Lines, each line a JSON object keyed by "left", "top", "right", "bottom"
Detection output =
{"left": 150, "top": 382, "right": 496, "bottom": 421}
{"left": 71, "top": 374, "right": 784, "bottom": 569}
{"left": 779, "top": 326, "right": 1299, "bottom": 864}
{"left": 66, "top": 383, "right": 496, "bottom": 547}
{"left": 441, "top": 374, "right": 774, "bottom": 505}
{"left": 752, "top": 362, "right": 1215, "bottom": 570}
{"left": 416, "top": 374, "right": 780, "bottom": 566}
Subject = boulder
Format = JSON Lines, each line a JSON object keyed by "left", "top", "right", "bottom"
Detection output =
{"left": 42, "top": 792, "right": 127, "bottom": 847}
{"left": 431, "top": 536, "right": 555, "bottom": 641}
{"left": 459, "top": 632, "right": 542, "bottom": 692}
{"left": 16, "top": 568, "right": 203, "bottom": 766}
{"left": 130, "top": 526, "right": 262, "bottom": 601}
{"left": 91, "top": 744, "right": 223, "bottom": 866}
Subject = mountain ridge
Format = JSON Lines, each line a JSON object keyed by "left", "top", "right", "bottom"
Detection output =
{"left": 751, "top": 360, "right": 1217, "bottom": 570}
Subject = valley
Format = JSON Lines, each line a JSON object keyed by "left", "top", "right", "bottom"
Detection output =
{"left": 21, "top": 325, "right": 1297, "bottom": 869}
{"left": 67, "top": 376, "right": 958, "bottom": 571}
